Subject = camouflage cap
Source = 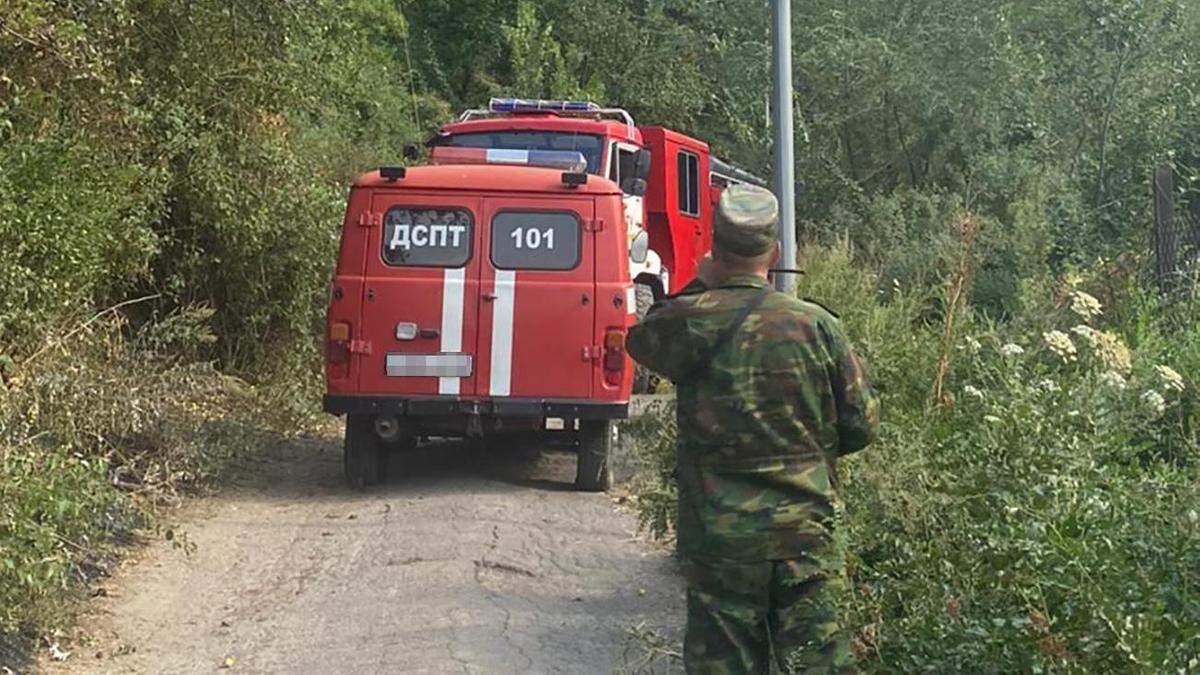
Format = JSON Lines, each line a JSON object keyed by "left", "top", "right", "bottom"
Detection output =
{"left": 712, "top": 184, "right": 779, "bottom": 257}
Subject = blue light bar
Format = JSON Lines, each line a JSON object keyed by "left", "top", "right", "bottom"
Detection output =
{"left": 489, "top": 98, "right": 601, "bottom": 114}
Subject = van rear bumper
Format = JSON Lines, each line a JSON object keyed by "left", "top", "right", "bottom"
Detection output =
{"left": 323, "top": 395, "right": 628, "bottom": 420}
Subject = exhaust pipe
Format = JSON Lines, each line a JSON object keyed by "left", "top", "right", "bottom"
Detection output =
{"left": 374, "top": 415, "right": 402, "bottom": 442}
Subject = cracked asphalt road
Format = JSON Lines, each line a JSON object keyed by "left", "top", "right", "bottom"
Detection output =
{"left": 47, "top": 435, "right": 684, "bottom": 674}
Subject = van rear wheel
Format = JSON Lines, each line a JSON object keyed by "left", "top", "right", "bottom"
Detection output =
{"left": 574, "top": 420, "right": 615, "bottom": 492}
{"left": 344, "top": 414, "right": 382, "bottom": 488}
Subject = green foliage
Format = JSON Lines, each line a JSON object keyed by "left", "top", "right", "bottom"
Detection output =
{"left": 0, "top": 312, "right": 274, "bottom": 636}
{"left": 5, "top": 0, "right": 1196, "bottom": 372}
{"left": 842, "top": 290, "right": 1200, "bottom": 672}
{"left": 0, "top": 443, "right": 133, "bottom": 634}
{"left": 0, "top": 0, "right": 427, "bottom": 370}
{"left": 622, "top": 399, "right": 678, "bottom": 541}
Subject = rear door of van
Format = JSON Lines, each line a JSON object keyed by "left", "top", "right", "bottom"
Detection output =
{"left": 356, "top": 193, "right": 483, "bottom": 397}
{"left": 477, "top": 196, "right": 596, "bottom": 400}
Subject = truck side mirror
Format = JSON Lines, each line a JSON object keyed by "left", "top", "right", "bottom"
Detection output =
{"left": 403, "top": 144, "right": 421, "bottom": 161}
{"left": 630, "top": 230, "right": 650, "bottom": 264}
{"left": 621, "top": 177, "right": 647, "bottom": 197}
{"left": 634, "top": 149, "right": 652, "bottom": 181}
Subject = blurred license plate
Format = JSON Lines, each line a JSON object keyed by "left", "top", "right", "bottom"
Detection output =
{"left": 386, "top": 353, "right": 472, "bottom": 377}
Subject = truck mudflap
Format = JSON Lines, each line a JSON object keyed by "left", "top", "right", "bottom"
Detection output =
{"left": 323, "top": 395, "right": 629, "bottom": 420}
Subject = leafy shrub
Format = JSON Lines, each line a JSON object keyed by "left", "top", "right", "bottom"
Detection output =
{"left": 622, "top": 399, "right": 678, "bottom": 542}
{"left": 845, "top": 307, "right": 1199, "bottom": 672}
{"left": 0, "top": 311, "right": 275, "bottom": 637}
{"left": 0, "top": 443, "right": 134, "bottom": 635}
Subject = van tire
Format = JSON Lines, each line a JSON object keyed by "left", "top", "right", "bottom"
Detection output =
{"left": 574, "top": 420, "right": 615, "bottom": 492}
{"left": 632, "top": 283, "right": 660, "bottom": 394}
{"left": 344, "top": 414, "right": 382, "bottom": 488}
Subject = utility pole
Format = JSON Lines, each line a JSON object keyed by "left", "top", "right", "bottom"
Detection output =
{"left": 770, "top": 0, "right": 797, "bottom": 293}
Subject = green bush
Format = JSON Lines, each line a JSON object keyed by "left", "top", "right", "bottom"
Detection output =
{"left": 0, "top": 0, "right": 428, "bottom": 373}
{"left": 843, "top": 301, "right": 1199, "bottom": 672}
{"left": 0, "top": 444, "right": 133, "bottom": 634}
{"left": 0, "top": 311, "right": 272, "bottom": 636}
{"left": 622, "top": 399, "right": 678, "bottom": 542}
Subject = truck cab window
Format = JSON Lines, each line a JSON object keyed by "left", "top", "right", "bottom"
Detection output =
{"left": 678, "top": 150, "right": 700, "bottom": 216}
{"left": 610, "top": 145, "right": 640, "bottom": 193}
{"left": 433, "top": 131, "right": 604, "bottom": 174}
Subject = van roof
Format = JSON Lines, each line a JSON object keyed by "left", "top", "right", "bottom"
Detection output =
{"left": 354, "top": 164, "right": 623, "bottom": 195}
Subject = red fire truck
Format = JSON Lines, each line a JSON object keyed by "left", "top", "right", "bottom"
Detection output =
{"left": 323, "top": 99, "right": 764, "bottom": 491}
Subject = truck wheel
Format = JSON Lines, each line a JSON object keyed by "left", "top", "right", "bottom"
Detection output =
{"left": 575, "top": 420, "right": 615, "bottom": 492}
{"left": 344, "top": 414, "right": 382, "bottom": 488}
{"left": 632, "top": 283, "right": 660, "bottom": 394}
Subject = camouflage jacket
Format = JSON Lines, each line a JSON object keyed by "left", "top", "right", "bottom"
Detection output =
{"left": 627, "top": 274, "right": 879, "bottom": 563}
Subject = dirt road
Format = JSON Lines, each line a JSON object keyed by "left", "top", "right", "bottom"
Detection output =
{"left": 47, "top": 435, "right": 684, "bottom": 674}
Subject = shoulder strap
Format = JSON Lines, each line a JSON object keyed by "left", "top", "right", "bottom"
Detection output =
{"left": 680, "top": 287, "right": 773, "bottom": 384}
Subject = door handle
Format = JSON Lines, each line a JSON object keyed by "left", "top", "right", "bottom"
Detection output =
{"left": 482, "top": 293, "right": 498, "bottom": 302}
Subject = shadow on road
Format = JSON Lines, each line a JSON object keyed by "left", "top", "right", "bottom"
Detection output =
{"left": 230, "top": 430, "right": 585, "bottom": 501}
{"left": 0, "top": 634, "right": 33, "bottom": 675}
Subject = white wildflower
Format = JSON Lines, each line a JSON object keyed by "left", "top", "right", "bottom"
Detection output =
{"left": 1043, "top": 330, "right": 1077, "bottom": 362}
{"left": 1141, "top": 390, "right": 1167, "bottom": 416}
{"left": 1099, "top": 370, "right": 1127, "bottom": 390}
{"left": 1155, "top": 365, "right": 1186, "bottom": 393}
{"left": 963, "top": 336, "right": 982, "bottom": 354}
{"left": 1036, "top": 379, "right": 1060, "bottom": 393}
{"left": 999, "top": 343, "right": 1025, "bottom": 357}
{"left": 1069, "top": 290, "right": 1103, "bottom": 320}
{"left": 1094, "top": 331, "right": 1133, "bottom": 374}
{"left": 1070, "top": 324, "right": 1100, "bottom": 346}
{"left": 963, "top": 384, "right": 985, "bottom": 400}
{"left": 984, "top": 415, "right": 1002, "bottom": 424}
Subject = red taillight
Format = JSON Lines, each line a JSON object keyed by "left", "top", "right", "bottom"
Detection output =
{"left": 603, "top": 329, "right": 626, "bottom": 386}
{"left": 328, "top": 321, "right": 351, "bottom": 366}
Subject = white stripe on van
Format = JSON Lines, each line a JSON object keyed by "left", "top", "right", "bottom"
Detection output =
{"left": 438, "top": 267, "right": 466, "bottom": 395}
{"left": 488, "top": 270, "right": 516, "bottom": 397}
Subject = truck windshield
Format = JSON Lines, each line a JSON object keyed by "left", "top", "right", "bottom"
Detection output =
{"left": 433, "top": 131, "right": 604, "bottom": 174}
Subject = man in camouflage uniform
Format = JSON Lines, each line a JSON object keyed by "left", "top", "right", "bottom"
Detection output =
{"left": 627, "top": 184, "right": 879, "bottom": 674}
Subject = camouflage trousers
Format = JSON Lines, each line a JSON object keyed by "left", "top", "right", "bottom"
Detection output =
{"left": 683, "top": 558, "right": 854, "bottom": 675}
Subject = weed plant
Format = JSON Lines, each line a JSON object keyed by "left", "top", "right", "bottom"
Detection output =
{"left": 0, "top": 308, "right": 291, "bottom": 639}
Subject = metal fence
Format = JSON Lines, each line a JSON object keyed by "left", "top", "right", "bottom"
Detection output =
{"left": 1153, "top": 164, "right": 1200, "bottom": 292}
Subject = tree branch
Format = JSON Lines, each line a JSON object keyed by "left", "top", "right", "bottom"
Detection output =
{"left": 1094, "top": 48, "right": 1131, "bottom": 208}
{"left": 17, "top": 294, "right": 163, "bottom": 372}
